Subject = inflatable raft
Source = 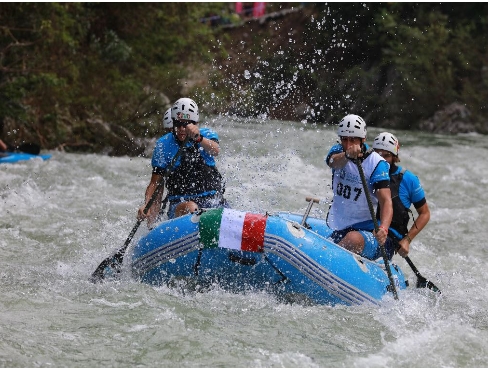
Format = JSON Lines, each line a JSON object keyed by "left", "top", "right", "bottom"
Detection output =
{"left": 129, "top": 208, "right": 407, "bottom": 306}
{"left": 0, "top": 151, "right": 52, "bottom": 164}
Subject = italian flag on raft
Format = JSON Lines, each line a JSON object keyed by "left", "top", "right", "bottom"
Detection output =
{"left": 199, "top": 208, "right": 267, "bottom": 252}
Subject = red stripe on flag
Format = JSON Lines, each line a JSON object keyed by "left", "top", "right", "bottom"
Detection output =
{"left": 241, "top": 213, "right": 267, "bottom": 252}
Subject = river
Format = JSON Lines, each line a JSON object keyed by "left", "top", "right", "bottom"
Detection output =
{"left": 0, "top": 117, "right": 487, "bottom": 367}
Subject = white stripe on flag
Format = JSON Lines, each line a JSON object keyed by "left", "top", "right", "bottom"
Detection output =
{"left": 218, "top": 208, "right": 245, "bottom": 250}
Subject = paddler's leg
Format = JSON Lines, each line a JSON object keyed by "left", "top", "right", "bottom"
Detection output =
{"left": 174, "top": 201, "right": 199, "bottom": 218}
{"left": 337, "top": 231, "right": 365, "bottom": 255}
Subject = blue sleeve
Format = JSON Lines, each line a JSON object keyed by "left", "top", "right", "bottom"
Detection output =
{"left": 370, "top": 160, "right": 390, "bottom": 184}
{"left": 324, "top": 143, "right": 370, "bottom": 166}
{"left": 325, "top": 143, "right": 343, "bottom": 166}
{"left": 200, "top": 127, "right": 219, "bottom": 141}
{"left": 151, "top": 134, "right": 179, "bottom": 169}
{"left": 399, "top": 170, "right": 426, "bottom": 208}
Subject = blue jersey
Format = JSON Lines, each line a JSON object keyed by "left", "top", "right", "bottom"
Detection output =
{"left": 152, "top": 128, "right": 219, "bottom": 170}
{"left": 394, "top": 166, "right": 426, "bottom": 208}
{"left": 385, "top": 165, "right": 426, "bottom": 240}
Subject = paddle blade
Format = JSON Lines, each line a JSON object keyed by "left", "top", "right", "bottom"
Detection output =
{"left": 416, "top": 276, "right": 441, "bottom": 294}
{"left": 89, "top": 252, "right": 124, "bottom": 283}
{"left": 404, "top": 256, "right": 441, "bottom": 294}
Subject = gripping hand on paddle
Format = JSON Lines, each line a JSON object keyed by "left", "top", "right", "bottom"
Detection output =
{"left": 137, "top": 173, "right": 164, "bottom": 228}
{"left": 137, "top": 202, "right": 159, "bottom": 224}
{"left": 372, "top": 187, "right": 393, "bottom": 246}
{"left": 344, "top": 143, "right": 363, "bottom": 160}
{"left": 328, "top": 138, "right": 363, "bottom": 170}
{"left": 396, "top": 238, "right": 410, "bottom": 258}
{"left": 373, "top": 226, "right": 388, "bottom": 246}
{"left": 185, "top": 123, "right": 201, "bottom": 142}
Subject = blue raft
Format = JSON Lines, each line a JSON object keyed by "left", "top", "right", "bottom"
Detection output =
{"left": 129, "top": 208, "right": 407, "bottom": 306}
{"left": 0, "top": 151, "right": 52, "bottom": 164}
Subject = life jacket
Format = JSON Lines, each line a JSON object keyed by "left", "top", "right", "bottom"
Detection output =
{"left": 166, "top": 141, "right": 224, "bottom": 199}
{"left": 377, "top": 167, "right": 411, "bottom": 239}
{"left": 327, "top": 147, "right": 386, "bottom": 230}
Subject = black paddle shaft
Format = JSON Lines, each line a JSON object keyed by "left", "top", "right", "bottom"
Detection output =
{"left": 355, "top": 159, "right": 399, "bottom": 300}
{"left": 90, "top": 139, "right": 189, "bottom": 283}
{"left": 89, "top": 182, "right": 164, "bottom": 283}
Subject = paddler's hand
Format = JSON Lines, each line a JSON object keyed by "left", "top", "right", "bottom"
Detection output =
{"left": 397, "top": 237, "right": 410, "bottom": 258}
{"left": 137, "top": 205, "right": 148, "bottom": 221}
{"left": 373, "top": 225, "right": 388, "bottom": 246}
{"left": 345, "top": 143, "right": 363, "bottom": 160}
{"left": 137, "top": 204, "right": 157, "bottom": 221}
{"left": 137, "top": 204, "right": 159, "bottom": 229}
{"left": 185, "top": 123, "right": 201, "bottom": 142}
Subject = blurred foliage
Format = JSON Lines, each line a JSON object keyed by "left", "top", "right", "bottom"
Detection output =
{"left": 0, "top": 3, "right": 486, "bottom": 152}
{"left": 0, "top": 2, "right": 226, "bottom": 148}
{"left": 210, "top": 3, "right": 487, "bottom": 132}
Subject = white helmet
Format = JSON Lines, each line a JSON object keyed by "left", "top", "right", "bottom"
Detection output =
{"left": 171, "top": 97, "right": 199, "bottom": 123}
{"left": 337, "top": 114, "right": 367, "bottom": 138}
{"left": 373, "top": 132, "right": 400, "bottom": 156}
{"left": 162, "top": 108, "right": 173, "bottom": 129}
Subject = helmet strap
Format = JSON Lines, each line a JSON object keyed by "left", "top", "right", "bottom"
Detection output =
{"left": 361, "top": 143, "right": 368, "bottom": 154}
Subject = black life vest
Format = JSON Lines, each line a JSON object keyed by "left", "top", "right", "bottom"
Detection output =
{"left": 166, "top": 141, "right": 224, "bottom": 198}
{"left": 377, "top": 167, "right": 411, "bottom": 239}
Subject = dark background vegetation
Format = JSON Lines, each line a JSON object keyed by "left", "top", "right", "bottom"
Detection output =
{"left": 0, "top": 3, "right": 486, "bottom": 155}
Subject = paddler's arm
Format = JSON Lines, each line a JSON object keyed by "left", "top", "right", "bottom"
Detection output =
{"left": 0, "top": 139, "right": 7, "bottom": 151}
{"left": 185, "top": 124, "right": 220, "bottom": 156}
{"left": 397, "top": 201, "right": 430, "bottom": 257}
{"left": 137, "top": 173, "right": 164, "bottom": 227}
{"left": 374, "top": 185, "right": 393, "bottom": 246}
{"left": 198, "top": 137, "right": 220, "bottom": 156}
{"left": 328, "top": 151, "right": 349, "bottom": 169}
{"left": 326, "top": 143, "right": 363, "bottom": 170}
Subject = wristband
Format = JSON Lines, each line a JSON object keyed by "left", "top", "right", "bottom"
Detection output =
{"left": 378, "top": 225, "right": 388, "bottom": 234}
{"left": 404, "top": 235, "right": 412, "bottom": 243}
{"left": 194, "top": 135, "right": 203, "bottom": 143}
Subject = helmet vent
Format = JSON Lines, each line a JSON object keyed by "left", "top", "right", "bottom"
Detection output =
{"left": 336, "top": 114, "right": 367, "bottom": 138}
{"left": 372, "top": 132, "right": 399, "bottom": 156}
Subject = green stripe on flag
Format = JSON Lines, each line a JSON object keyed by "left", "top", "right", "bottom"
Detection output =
{"left": 199, "top": 208, "right": 224, "bottom": 248}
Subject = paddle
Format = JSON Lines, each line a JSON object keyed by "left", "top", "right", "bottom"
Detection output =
{"left": 355, "top": 159, "right": 399, "bottom": 300}
{"left": 90, "top": 139, "right": 189, "bottom": 283}
{"left": 5, "top": 142, "right": 41, "bottom": 155}
{"left": 404, "top": 255, "right": 441, "bottom": 294}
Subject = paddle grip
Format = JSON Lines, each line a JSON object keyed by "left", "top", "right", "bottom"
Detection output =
{"left": 305, "top": 197, "right": 320, "bottom": 203}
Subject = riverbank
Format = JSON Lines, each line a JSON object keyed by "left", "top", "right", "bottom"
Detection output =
{"left": 1, "top": 3, "right": 486, "bottom": 156}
